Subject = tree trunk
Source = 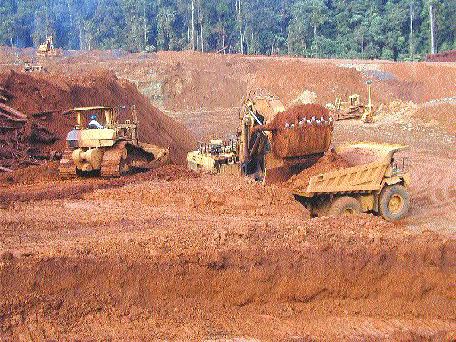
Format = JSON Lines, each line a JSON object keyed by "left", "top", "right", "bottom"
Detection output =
{"left": 429, "top": 3, "right": 435, "bottom": 54}
{"left": 143, "top": 2, "right": 147, "bottom": 50}
{"left": 237, "top": 0, "right": 243, "bottom": 54}
{"left": 409, "top": 2, "right": 414, "bottom": 57}
{"left": 191, "top": 0, "right": 195, "bottom": 50}
{"left": 67, "top": 0, "right": 73, "bottom": 48}
{"left": 200, "top": 23, "right": 204, "bottom": 52}
{"left": 79, "top": 23, "right": 83, "bottom": 50}
{"left": 313, "top": 24, "right": 317, "bottom": 56}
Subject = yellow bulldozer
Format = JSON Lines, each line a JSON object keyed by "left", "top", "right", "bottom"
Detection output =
{"left": 59, "top": 106, "right": 168, "bottom": 178}
{"left": 330, "top": 81, "right": 374, "bottom": 123}
{"left": 187, "top": 139, "right": 238, "bottom": 174}
{"left": 37, "top": 36, "right": 60, "bottom": 57}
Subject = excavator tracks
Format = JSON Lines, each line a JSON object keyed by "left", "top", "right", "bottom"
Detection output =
{"left": 59, "top": 149, "right": 77, "bottom": 179}
{"left": 100, "top": 142, "right": 128, "bottom": 178}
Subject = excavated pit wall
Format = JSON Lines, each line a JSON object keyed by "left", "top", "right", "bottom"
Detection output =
{"left": 1, "top": 227, "right": 454, "bottom": 337}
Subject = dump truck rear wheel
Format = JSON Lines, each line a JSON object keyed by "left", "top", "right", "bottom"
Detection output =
{"left": 379, "top": 184, "right": 410, "bottom": 221}
{"left": 328, "top": 196, "right": 361, "bottom": 216}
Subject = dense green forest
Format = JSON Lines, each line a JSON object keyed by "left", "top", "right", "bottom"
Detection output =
{"left": 0, "top": 0, "right": 454, "bottom": 60}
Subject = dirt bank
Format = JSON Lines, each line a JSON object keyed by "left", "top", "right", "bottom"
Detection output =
{"left": 0, "top": 173, "right": 455, "bottom": 340}
{"left": 0, "top": 70, "right": 196, "bottom": 166}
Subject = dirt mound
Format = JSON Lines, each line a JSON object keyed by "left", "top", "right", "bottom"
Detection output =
{"left": 426, "top": 50, "right": 456, "bottom": 62}
{"left": 414, "top": 103, "right": 456, "bottom": 134}
{"left": 272, "top": 104, "right": 331, "bottom": 128}
{"left": 0, "top": 161, "right": 60, "bottom": 186}
{"left": 288, "top": 150, "right": 351, "bottom": 190}
{"left": 0, "top": 70, "right": 196, "bottom": 166}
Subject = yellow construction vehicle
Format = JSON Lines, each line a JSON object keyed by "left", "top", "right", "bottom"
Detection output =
{"left": 59, "top": 106, "right": 168, "bottom": 178}
{"left": 186, "top": 91, "right": 333, "bottom": 184}
{"left": 239, "top": 92, "right": 333, "bottom": 183}
{"left": 187, "top": 139, "right": 238, "bottom": 174}
{"left": 331, "top": 81, "right": 374, "bottom": 122}
{"left": 186, "top": 91, "right": 410, "bottom": 221}
{"left": 37, "top": 36, "right": 60, "bottom": 57}
{"left": 293, "top": 142, "right": 411, "bottom": 221}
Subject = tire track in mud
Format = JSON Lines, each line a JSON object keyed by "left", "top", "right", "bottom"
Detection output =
{"left": 407, "top": 152, "right": 456, "bottom": 230}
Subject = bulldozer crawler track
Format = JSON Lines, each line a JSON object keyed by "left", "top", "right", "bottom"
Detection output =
{"left": 100, "top": 142, "right": 128, "bottom": 178}
{"left": 59, "top": 149, "right": 77, "bottom": 179}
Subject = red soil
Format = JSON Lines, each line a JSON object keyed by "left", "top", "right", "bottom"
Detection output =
{"left": 288, "top": 150, "right": 351, "bottom": 190}
{"left": 414, "top": 103, "right": 456, "bottom": 134}
{"left": 0, "top": 173, "right": 455, "bottom": 340}
{"left": 0, "top": 70, "right": 196, "bottom": 165}
{"left": 426, "top": 50, "right": 456, "bottom": 62}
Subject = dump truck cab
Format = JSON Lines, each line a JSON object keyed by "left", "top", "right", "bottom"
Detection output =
{"left": 293, "top": 142, "right": 411, "bottom": 221}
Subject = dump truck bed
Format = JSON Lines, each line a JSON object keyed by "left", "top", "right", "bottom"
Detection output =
{"left": 293, "top": 142, "right": 408, "bottom": 198}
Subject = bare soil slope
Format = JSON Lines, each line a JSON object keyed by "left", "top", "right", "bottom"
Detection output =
{"left": 1, "top": 173, "right": 455, "bottom": 340}
{"left": 0, "top": 70, "right": 196, "bottom": 164}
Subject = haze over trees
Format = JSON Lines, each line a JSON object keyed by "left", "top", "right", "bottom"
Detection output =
{"left": 0, "top": 0, "right": 454, "bottom": 60}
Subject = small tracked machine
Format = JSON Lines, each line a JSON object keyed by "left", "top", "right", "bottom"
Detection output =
{"left": 59, "top": 106, "right": 168, "bottom": 178}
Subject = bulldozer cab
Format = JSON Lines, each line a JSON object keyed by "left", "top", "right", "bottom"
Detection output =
{"left": 69, "top": 107, "right": 117, "bottom": 130}
{"left": 349, "top": 94, "right": 360, "bottom": 107}
{"left": 64, "top": 106, "right": 140, "bottom": 149}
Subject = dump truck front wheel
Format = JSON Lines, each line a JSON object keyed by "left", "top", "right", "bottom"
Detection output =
{"left": 328, "top": 196, "right": 361, "bottom": 216}
{"left": 379, "top": 184, "right": 410, "bottom": 221}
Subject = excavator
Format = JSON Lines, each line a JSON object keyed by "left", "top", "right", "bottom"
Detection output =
{"left": 238, "top": 91, "right": 333, "bottom": 183}
{"left": 59, "top": 106, "right": 168, "bottom": 178}
{"left": 186, "top": 91, "right": 410, "bottom": 221}
{"left": 187, "top": 91, "right": 333, "bottom": 183}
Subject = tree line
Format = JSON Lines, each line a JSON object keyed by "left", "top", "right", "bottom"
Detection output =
{"left": 0, "top": 0, "right": 454, "bottom": 61}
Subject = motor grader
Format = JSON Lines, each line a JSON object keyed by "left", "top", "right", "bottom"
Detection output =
{"left": 59, "top": 106, "right": 168, "bottom": 178}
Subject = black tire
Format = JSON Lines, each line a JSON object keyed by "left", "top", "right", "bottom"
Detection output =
{"left": 328, "top": 196, "right": 361, "bottom": 216}
{"left": 379, "top": 184, "right": 410, "bottom": 221}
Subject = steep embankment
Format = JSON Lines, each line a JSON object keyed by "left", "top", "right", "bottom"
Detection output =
{"left": 0, "top": 70, "right": 196, "bottom": 164}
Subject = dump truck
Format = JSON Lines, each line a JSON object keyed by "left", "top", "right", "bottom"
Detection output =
{"left": 59, "top": 106, "right": 168, "bottom": 178}
{"left": 292, "top": 142, "right": 411, "bottom": 221}
{"left": 187, "top": 139, "right": 239, "bottom": 174}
